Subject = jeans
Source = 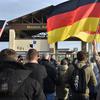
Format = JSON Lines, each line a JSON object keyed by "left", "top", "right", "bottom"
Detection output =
{"left": 46, "top": 92, "right": 56, "bottom": 100}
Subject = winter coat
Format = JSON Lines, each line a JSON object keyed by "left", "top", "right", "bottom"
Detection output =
{"left": 40, "top": 59, "right": 57, "bottom": 94}
{"left": 24, "top": 63, "right": 47, "bottom": 87}
{"left": 64, "top": 61, "right": 97, "bottom": 96}
{"left": 0, "top": 61, "right": 46, "bottom": 100}
{"left": 56, "top": 64, "right": 69, "bottom": 100}
{"left": 93, "top": 54, "right": 100, "bottom": 100}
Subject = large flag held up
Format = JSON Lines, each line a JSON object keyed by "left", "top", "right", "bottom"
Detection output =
{"left": 47, "top": 0, "right": 100, "bottom": 44}
{"left": 0, "top": 20, "right": 6, "bottom": 37}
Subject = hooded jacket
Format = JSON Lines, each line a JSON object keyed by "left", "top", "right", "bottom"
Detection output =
{"left": 64, "top": 61, "right": 97, "bottom": 96}
{"left": 24, "top": 62, "right": 47, "bottom": 87}
{"left": 0, "top": 61, "right": 46, "bottom": 100}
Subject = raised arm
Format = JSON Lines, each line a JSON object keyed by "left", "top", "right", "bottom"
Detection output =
{"left": 92, "top": 41, "right": 100, "bottom": 72}
{"left": 92, "top": 41, "right": 98, "bottom": 56}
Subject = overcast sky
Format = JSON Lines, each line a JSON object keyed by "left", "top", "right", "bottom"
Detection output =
{"left": 0, "top": 0, "right": 68, "bottom": 21}
{"left": 0, "top": 0, "right": 68, "bottom": 50}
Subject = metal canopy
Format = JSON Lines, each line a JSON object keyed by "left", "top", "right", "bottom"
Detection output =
{"left": 8, "top": 6, "right": 53, "bottom": 31}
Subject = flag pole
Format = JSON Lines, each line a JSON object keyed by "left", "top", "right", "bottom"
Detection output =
{"left": 88, "top": 19, "right": 100, "bottom": 63}
{"left": 88, "top": 43, "right": 92, "bottom": 63}
{"left": 0, "top": 20, "right": 7, "bottom": 37}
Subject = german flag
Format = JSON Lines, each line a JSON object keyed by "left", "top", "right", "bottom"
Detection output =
{"left": 47, "top": 0, "right": 100, "bottom": 43}
{"left": 0, "top": 20, "right": 6, "bottom": 37}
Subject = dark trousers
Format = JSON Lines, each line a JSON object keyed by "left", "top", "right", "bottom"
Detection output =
{"left": 68, "top": 93, "right": 89, "bottom": 100}
{"left": 89, "top": 92, "right": 97, "bottom": 100}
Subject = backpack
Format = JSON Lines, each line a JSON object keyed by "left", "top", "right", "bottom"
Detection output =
{"left": 70, "top": 64, "right": 87, "bottom": 93}
{"left": 0, "top": 68, "right": 31, "bottom": 97}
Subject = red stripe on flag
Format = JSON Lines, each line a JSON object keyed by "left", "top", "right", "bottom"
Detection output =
{"left": 47, "top": 2, "right": 100, "bottom": 31}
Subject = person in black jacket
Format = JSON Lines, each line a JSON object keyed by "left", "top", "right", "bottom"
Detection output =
{"left": 50, "top": 54, "right": 57, "bottom": 68}
{"left": 24, "top": 49, "right": 47, "bottom": 87}
{"left": 40, "top": 53, "right": 57, "bottom": 100}
{"left": 0, "top": 48, "right": 46, "bottom": 100}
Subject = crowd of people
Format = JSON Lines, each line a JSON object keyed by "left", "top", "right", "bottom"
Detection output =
{"left": 0, "top": 41, "right": 100, "bottom": 100}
